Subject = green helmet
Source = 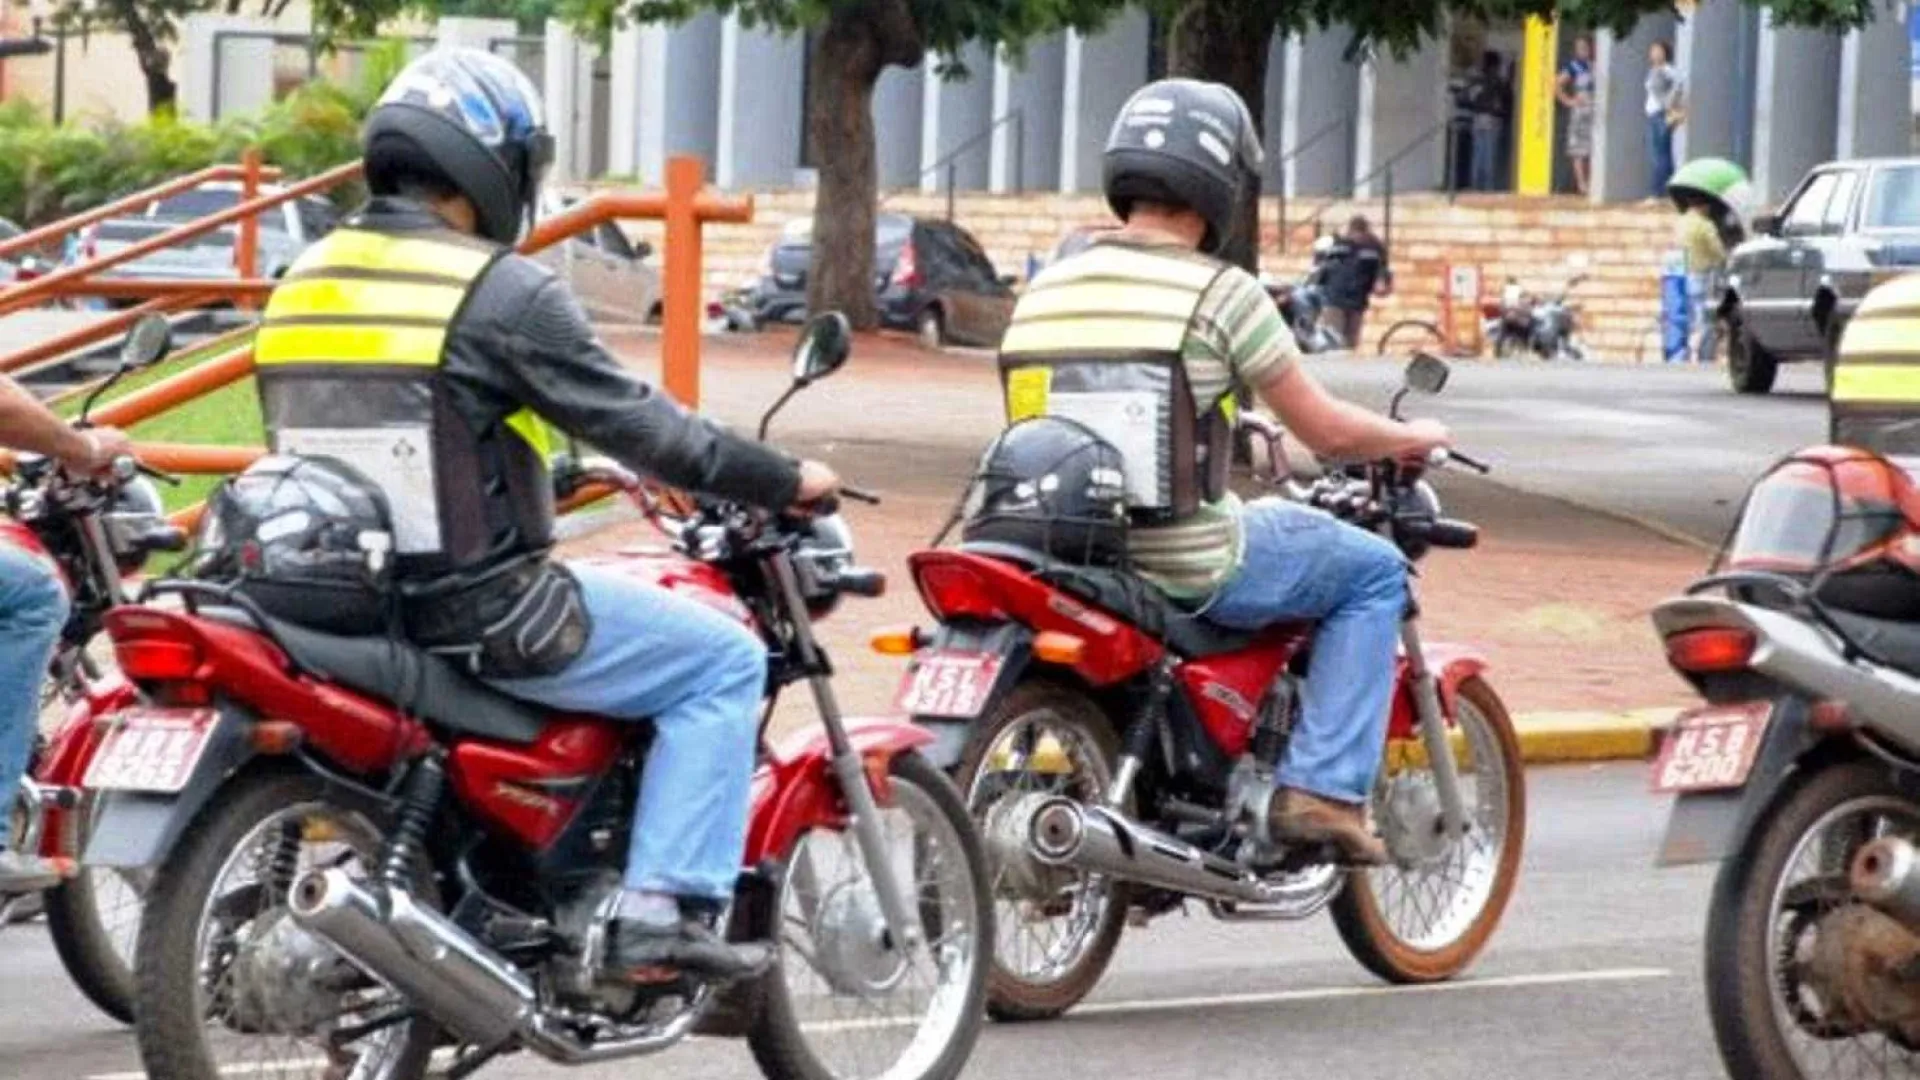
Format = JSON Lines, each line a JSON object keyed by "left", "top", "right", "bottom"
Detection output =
{"left": 1668, "top": 157, "right": 1757, "bottom": 226}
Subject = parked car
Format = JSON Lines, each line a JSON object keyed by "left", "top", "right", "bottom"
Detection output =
{"left": 748, "top": 212, "right": 1016, "bottom": 347}
{"left": 531, "top": 194, "right": 661, "bottom": 324}
{"left": 1722, "top": 157, "right": 1920, "bottom": 394}
{"left": 77, "top": 181, "right": 340, "bottom": 306}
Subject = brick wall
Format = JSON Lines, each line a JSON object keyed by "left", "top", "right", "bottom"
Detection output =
{"left": 592, "top": 185, "right": 1686, "bottom": 362}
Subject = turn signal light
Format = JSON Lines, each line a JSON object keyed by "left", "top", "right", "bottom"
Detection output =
{"left": 1809, "top": 700, "right": 1854, "bottom": 732}
{"left": 249, "top": 721, "right": 305, "bottom": 755}
{"left": 870, "top": 626, "right": 925, "bottom": 656}
{"left": 1032, "top": 631, "right": 1087, "bottom": 666}
{"left": 1666, "top": 628, "right": 1757, "bottom": 674}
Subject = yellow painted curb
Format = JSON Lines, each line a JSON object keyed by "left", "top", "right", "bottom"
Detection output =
{"left": 1510, "top": 707, "right": 1683, "bottom": 764}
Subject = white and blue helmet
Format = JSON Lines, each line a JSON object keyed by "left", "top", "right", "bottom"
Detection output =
{"left": 363, "top": 47, "right": 555, "bottom": 245}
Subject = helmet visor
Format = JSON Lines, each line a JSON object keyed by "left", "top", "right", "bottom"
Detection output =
{"left": 1726, "top": 460, "right": 1903, "bottom": 574}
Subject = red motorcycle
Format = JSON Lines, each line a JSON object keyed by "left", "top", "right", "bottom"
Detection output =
{"left": 885, "top": 354, "right": 1526, "bottom": 1020}
{"left": 88, "top": 315, "right": 991, "bottom": 1080}
{"left": 3, "top": 314, "right": 186, "bottom": 1025}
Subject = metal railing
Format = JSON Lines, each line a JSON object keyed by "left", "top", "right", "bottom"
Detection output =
{"left": 1274, "top": 114, "right": 1353, "bottom": 254}
{"left": 896, "top": 109, "right": 1026, "bottom": 222}
{"left": 1293, "top": 116, "right": 1459, "bottom": 257}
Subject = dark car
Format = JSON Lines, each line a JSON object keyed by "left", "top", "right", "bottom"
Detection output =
{"left": 1724, "top": 158, "right": 1920, "bottom": 394}
{"left": 749, "top": 213, "right": 1016, "bottom": 347}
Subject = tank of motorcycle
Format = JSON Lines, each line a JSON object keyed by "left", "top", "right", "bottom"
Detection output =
{"left": 574, "top": 547, "right": 756, "bottom": 628}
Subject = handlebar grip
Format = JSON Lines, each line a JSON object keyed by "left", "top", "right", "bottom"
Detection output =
{"left": 1448, "top": 449, "right": 1492, "bottom": 474}
{"left": 1424, "top": 519, "right": 1480, "bottom": 550}
{"left": 836, "top": 568, "right": 888, "bottom": 598}
{"left": 840, "top": 485, "right": 881, "bottom": 506}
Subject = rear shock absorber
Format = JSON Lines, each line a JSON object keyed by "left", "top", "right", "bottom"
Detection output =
{"left": 1105, "top": 660, "right": 1175, "bottom": 809}
{"left": 382, "top": 751, "right": 447, "bottom": 889}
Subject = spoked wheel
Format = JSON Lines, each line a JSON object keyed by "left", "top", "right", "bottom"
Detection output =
{"left": 1706, "top": 758, "right": 1920, "bottom": 1080}
{"left": 44, "top": 797, "right": 148, "bottom": 1024}
{"left": 949, "top": 681, "right": 1126, "bottom": 1021}
{"left": 1331, "top": 675, "right": 1526, "bottom": 982}
{"left": 1376, "top": 319, "right": 1447, "bottom": 358}
{"left": 749, "top": 752, "right": 989, "bottom": 1080}
{"left": 135, "top": 771, "right": 437, "bottom": 1080}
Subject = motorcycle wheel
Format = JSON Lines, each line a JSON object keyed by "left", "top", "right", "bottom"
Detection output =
{"left": 1705, "top": 756, "right": 1920, "bottom": 1080}
{"left": 134, "top": 770, "right": 437, "bottom": 1080}
{"left": 748, "top": 751, "right": 989, "bottom": 1080}
{"left": 1375, "top": 319, "right": 1446, "bottom": 358}
{"left": 944, "top": 680, "right": 1126, "bottom": 1022}
{"left": 1331, "top": 675, "right": 1526, "bottom": 983}
{"left": 44, "top": 797, "right": 145, "bottom": 1025}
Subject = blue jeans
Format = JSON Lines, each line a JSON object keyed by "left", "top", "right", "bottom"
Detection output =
{"left": 1647, "top": 113, "right": 1675, "bottom": 197}
{"left": 1470, "top": 121, "right": 1501, "bottom": 191}
{"left": 1204, "top": 499, "right": 1408, "bottom": 803}
{"left": 0, "top": 547, "right": 70, "bottom": 849}
{"left": 488, "top": 563, "right": 765, "bottom": 899}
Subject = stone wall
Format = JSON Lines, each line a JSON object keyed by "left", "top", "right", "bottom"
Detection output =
{"left": 597, "top": 186, "right": 1686, "bottom": 362}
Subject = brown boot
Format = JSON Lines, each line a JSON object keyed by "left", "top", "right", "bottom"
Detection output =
{"left": 1268, "top": 788, "right": 1389, "bottom": 866}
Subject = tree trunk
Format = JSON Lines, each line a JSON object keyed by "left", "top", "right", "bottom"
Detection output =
{"left": 1168, "top": 1, "right": 1276, "bottom": 275}
{"left": 106, "top": 0, "right": 176, "bottom": 114}
{"left": 804, "top": 0, "right": 922, "bottom": 331}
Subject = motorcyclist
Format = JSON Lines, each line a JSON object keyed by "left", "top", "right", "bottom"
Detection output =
{"left": 249, "top": 48, "right": 837, "bottom": 981}
{"left": 0, "top": 393, "right": 132, "bottom": 890}
{"left": 997, "top": 78, "right": 1449, "bottom": 864}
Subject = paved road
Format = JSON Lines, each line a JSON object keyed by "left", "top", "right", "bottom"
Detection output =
{"left": 0, "top": 765, "right": 1736, "bottom": 1080}
{"left": 1309, "top": 356, "right": 1828, "bottom": 547}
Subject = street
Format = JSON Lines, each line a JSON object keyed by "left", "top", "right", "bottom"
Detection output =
{"left": 0, "top": 764, "right": 1728, "bottom": 1080}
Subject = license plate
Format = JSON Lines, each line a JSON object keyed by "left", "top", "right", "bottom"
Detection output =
{"left": 894, "top": 651, "right": 1002, "bottom": 719}
{"left": 83, "top": 708, "right": 219, "bottom": 794}
{"left": 1650, "top": 703, "right": 1771, "bottom": 794}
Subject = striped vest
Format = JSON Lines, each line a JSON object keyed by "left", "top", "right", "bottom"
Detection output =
{"left": 255, "top": 226, "right": 559, "bottom": 576}
{"left": 1832, "top": 273, "right": 1920, "bottom": 466}
{"left": 998, "top": 241, "right": 1232, "bottom": 521}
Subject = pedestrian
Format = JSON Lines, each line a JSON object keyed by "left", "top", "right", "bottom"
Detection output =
{"left": 1318, "top": 215, "right": 1391, "bottom": 350}
{"left": 1646, "top": 41, "right": 1685, "bottom": 198}
{"left": 1467, "top": 51, "right": 1512, "bottom": 192}
{"left": 1675, "top": 197, "right": 1726, "bottom": 363}
{"left": 1557, "top": 35, "right": 1597, "bottom": 196}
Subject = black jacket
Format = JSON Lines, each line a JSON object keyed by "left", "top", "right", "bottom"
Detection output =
{"left": 1320, "top": 234, "right": 1389, "bottom": 313}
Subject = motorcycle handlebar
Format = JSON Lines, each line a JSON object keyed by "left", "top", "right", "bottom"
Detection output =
{"left": 1416, "top": 518, "right": 1480, "bottom": 550}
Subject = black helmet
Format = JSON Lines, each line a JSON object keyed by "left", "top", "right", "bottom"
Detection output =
{"left": 190, "top": 456, "right": 396, "bottom": 634}
{"left": 363, "top": 47, "right": 555, "bottom": 245}
{"left": 961, "top": 417, "right": 1130, "bottom": 567}
{"left": 1103, "top": 78, "right": 1264, "bottom": 255}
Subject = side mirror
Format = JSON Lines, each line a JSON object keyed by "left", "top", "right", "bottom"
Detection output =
{"left": 1404, "top": 352, "right": 1450, "bottom": 396}
{"left": 1753, "top": 213, "right": 1779, "bottom": 237}
{"left": 120, "top": 314, "right": 172, "bottom": 370}
{"left": 633, "top": 240, "right": 654, "bottom": 260}
{"left": 791, "top": 311, "right": 851, "bottom": 386}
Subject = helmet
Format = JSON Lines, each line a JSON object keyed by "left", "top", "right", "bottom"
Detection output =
{"left": 1725, "top": 445, "right": 1920, "bottom": 619}
{"left": 1103, "top": 78, "right": 1264, "bottom": 256}
{"left": 363, "top": 47, "right": 555, "bottom": 245}
{"left": 961, "top": 417, "right": 1130, "bottom": 567}
{"left": 190, "top": 456, "right": 397, "bottom": 634}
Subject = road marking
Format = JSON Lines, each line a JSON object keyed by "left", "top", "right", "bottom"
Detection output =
{"left": 86, "top": 967, "right": 1671, "bottom": 1077}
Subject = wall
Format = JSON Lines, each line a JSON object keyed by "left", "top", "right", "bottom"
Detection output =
{"left": 996, "top": 38, "right": 1066, "bottom": 194}
{"left": 1066, "top": 11, "right": 1149, "bottom": 193}
{"left": 719, "top": 19, "right": 804, "bottom": 189}
{"left": 1355, "top": 39, "right": 1449, "bottom": 197}
{"left": 1836, "top": 6, "right": 1911, "bottom": 160}
{"left": 1284, "top": 29, "right": 1360, "bottom": 197}
{"left": 873, "top": 63, "right": 925, "bottom": 190}
{"left": 1592, "top": 14, "right": 1676, "bottom": 203}
{"left": 930, "top": 43, "right": 993, "bottom": 193}
{"left": 1753, "top": 21, "right": 1842, "bottom": 202}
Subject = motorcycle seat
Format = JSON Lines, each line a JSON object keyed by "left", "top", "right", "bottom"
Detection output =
{"left": 1828, "top": 609, "right": 1920, "bottom": 677}
{"left": 197, "top": 606, "right": 548, "bottom": 745}
{"left": 958, "top": 542, "right": 1265, "bottom": 658}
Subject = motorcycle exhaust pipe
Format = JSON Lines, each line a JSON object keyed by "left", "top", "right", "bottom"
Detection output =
{"left": 1853, "top": 838, "right": 1920, "bottom": 931}
{"left": 1027, "top": 796, "right": 1276, "bottom": 906}
{"left": 290, "top": 868, "right": 537, "bottom": 1048}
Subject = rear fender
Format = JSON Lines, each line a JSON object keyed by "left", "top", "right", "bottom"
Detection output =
{"left": 908, "top": 621, "right": 1034, "bottom": 770}
{"left": 32, "top": 676, "right": 138, "bottom": 858}
{"left": 1657, "top": 697, "right": 1821, "bottom": 867}
{"left": 744, "top": 716, "right": 935, "bottom": 865}
{"left": 82, "top": 705, "right": 258, "bottom": 870}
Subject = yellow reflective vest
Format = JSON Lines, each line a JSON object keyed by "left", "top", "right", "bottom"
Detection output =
{"left": 1832, "top": 274, "right": 1920, "bottom": 461}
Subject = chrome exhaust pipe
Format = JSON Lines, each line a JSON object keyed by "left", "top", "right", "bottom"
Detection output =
{"left": 1027, "top": 796, "right": 1294, "bottom": 907}
{"left": 290, "top": 868, "right": 707, "bottom": 1063}
{"left": 1854, "top": 838, "right": 1920, "bottom": 931}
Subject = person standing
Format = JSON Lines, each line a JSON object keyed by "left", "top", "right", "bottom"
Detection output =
{"left": 1467, "top": 51, "right": 1512, "bottom": 192}
{"left": 1557, "top": 35, "right": 1597, "bottom": 196}
{"left": 1318, "top": 215, "right": 1391, "bottom": 350}
{"left": 1676, "top": 198, "right": 1727, "bottom": 363}
{"left": 1646, "top": 41, "right": 1685, "bottom": 198}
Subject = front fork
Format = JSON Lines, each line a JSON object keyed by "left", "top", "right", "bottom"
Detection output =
{"left": 1403, "top": 617, "right": 1471, "bottom": 837}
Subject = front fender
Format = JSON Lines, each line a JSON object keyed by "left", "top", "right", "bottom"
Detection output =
{"left": 1389, "top": 641, "right": 1489, "bottom": 739}
{"left": 744, "top": 716, "right": 935, "bottom": 865}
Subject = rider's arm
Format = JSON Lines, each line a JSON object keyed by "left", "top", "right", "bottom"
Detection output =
{"left": 455, "top": 258, "right": 801, "bottom": 510}
{"left": 0, "top": 376, "right": 115, "bottom": 468}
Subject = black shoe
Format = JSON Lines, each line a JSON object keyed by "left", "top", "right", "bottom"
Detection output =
{"left": 604, "top": 917, "right": 772, "bottom": 985}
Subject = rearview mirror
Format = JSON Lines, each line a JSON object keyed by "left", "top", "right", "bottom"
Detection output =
{"left": 792, "top": 311, "right": 851, "bottom": 386}
{"left": 120, "top": 314, "right": 172, "bottom": 370}
{"left": 633, "top": 240, "right": 653, "bottom": 260}
{"left": 1404, "top": 352, "right": 1450, "bottom": 396}
{"left": 1752, "top": 213, "right": 1779, "bottom": 237}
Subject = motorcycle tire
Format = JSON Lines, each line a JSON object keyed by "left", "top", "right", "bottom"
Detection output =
{"left": 134, "top": 770, "right": 438, "bottom": 1080}
{"left": 948, "top": 680, "right": 1128, "bottom": 1022}
{"left": 1331, "top": 675, "right": 1526, "bottom": 983}
{"left": 748, "top": 751, "right": 990, "bottom": 1080}
{"left": 44, "top": 866, "right": 139, "bottom": 1025}
{"left": 1703, "top": 756, "right": 1916, "bottom": 1080}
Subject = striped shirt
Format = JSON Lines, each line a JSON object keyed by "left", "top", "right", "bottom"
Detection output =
{"left": 1080, "top": 237, "right": 1298, "bottom": 599}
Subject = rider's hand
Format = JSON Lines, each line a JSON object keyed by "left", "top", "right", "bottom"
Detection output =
{"left": 58, "top": 426, "right": 133, "bottom": 474}
{"left": 1399, "top": 419, "right": 1452, "bottom": 462}
{"left": 792, "top": 460, "right": 841, "bottom": 508}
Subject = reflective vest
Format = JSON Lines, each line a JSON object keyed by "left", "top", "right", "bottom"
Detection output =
{"left": 1832, "top": 274, "right": 1920, "bottom": 464}
{"left": 255, "top": 226, "right": 559, "bottom": 577}
{"left": 998, "top": 241, "right": 1231, "bottom": 520}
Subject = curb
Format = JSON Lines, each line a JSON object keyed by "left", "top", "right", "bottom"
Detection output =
{"left": 1512, "top": 707, "right": 1681, "bottom": 765}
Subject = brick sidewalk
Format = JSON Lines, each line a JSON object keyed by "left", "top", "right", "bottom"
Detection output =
{"left": 577, "top": 328, "right": 1703, "bottom": 718}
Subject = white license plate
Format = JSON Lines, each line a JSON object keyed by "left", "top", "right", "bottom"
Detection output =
{"left": 1650, "top": 703, "right": 1771, "bottom": 794}
{"left": 894, "top": 651, "right": 1003, "bottom": 720}
{"left": 83, "top": 708, "right": 220, "bottom": 794}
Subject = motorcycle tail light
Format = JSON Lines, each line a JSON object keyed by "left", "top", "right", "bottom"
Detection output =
{"left": 116, "top": 638, "right": 203, "bottom": 681}
{"left": 1665, "top": 627, "right": 1757, "bottom": 674}
{"left": 891, "top": 242, "right": 922, "bottom": 291}
{"left": 913, "top": 563, "right": 1004, "bottom": 622}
